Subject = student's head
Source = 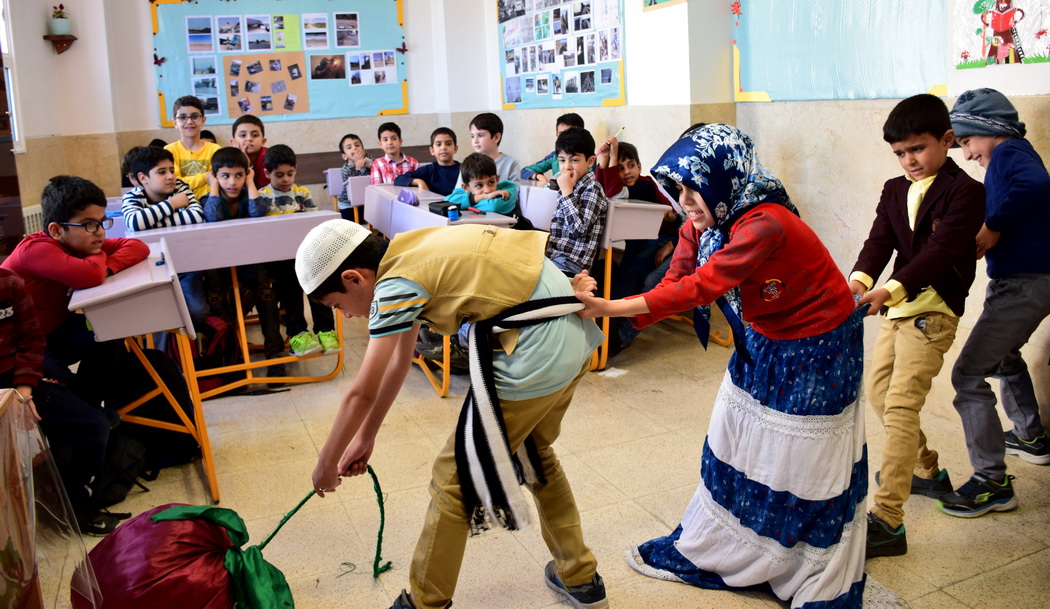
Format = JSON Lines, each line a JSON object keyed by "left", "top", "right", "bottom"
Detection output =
{"left": 460, "top": 153, "right": 499, "bottom": 198}
{"left": 616, "top": 142, "right": 641, "bottom": 187}
{"left": 377, "top": 122, "right": 403, "bottom": 157}
{"left": 295, "top": 219, "right": 386, "bottom": 315}
{"left": 172, "top": 96, "right": 206, "bottom": 139}
{"left": 42, "top": 176, "right": 110, "bottom": 256}
{"left": 199, "top": 130, "right": 217, "bottom": 144}
{"left": 263, "top": 144, "right": 298, "bottom": 192}
{"left": 124, "top": 146, "right": 177, "bottom": 201}
{"left": 339, "top": 133, "right": 366, "bottom": 161}
{"left": 882, "top": 94, "right": 954, "bottom": 181}
{"left": 555, "top": 127, "right": 596, "bottom": 175}
{"left": 232, "top": 115, "right": 267, "bottom": 156}
{"left": 211, "top": 147, "right": 251, "bottom": 201}
{"left": 429, "top": 127, "right": 458, "bottom": 165}
{"left": 148, "top": 138, "right": 168, "bottom": 148}
{"left": 950, "top": 88, "right": 1026, "bottom": 169}
{"left": 468, "top": 113, "right": 504, "bottom": 156}
{"left": 555, "top": 112, "right": 584, "bottom": 136}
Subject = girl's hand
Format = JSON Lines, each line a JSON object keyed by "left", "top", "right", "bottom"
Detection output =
{"left": 575, "top": 291, "right": 611, "bottom": 319}
{"left": 312, "top": 458, "right": 343, "bottom": 497}
{"left": 338, "top": 436, "right": 375, "bottom": 478}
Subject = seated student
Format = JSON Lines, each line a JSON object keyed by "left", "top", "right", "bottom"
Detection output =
{"left": 444, "top": 152, "right": 518, "bottom": 215}
{"left": 0, "top": 267, "right": 119, "bottom": 535}
{"left": 545, "top": 127, "right": 609, "bottom": 275}
{"left": 199, "top": 130, "right": 218, "bottom": 144}
{"left": 393, "top": 127, "right": 461, "bottom": 196}
{"left": 370, "top": 122, "right": 419, "bottom": 185}
{"left": 231, "top": 114, "right": 270, "bottom": 189}
{"left": 337, "top": 133, "right": 372, "bottom": 221}
{"left": 2, "top": 176, "right": 149, "bottom": 410}
{"left": 164, "top": 96, "right": 221, "bottom": 201}
{"left": 468, "top": 112, "right": 520, "bottom": 183}
{"left": 295, "top": 220, "right": 607, "bottom": 609}
{"left": 520, "top": 113, "right": 585, "bottom": 184}
{"left": 596, "top": 136, "right": 680, "bottom": 354}
{"left": 258, "top": 145, "right": 340, "bottom": 356}
{"left": 201, "top": 148, "right": 286, "bottom": 378}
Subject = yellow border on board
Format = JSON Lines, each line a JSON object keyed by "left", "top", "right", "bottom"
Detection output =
{"left": 643, "top": 0, "right": 687, "bottom": 11}
{"left": 927, "top": 84, "right": 948, "bottom": 96}
{"left": 397, "top": 0, "right": 404, "bottom": 27}
{"left": 158, "top": 91, "right": 173, "bottom": 128}
{"left": 151, "top": 0, "right": 183, "bottom": 36}
{"left": 601, "top": 60, "right": 626, "bottom": 106}
{"left": 379, "top": 81, "right": 410, "bottom": 116}
{"left": 733, "top": 44, "right": 771, "bottom": 103}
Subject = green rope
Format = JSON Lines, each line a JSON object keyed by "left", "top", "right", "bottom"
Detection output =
{"left": 252, "top": 467, "right": 391, "bottom": 579}
{"left": 367, "top": 465, "right": 393, "bottom": 578}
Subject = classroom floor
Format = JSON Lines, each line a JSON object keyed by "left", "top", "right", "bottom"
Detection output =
{"left": 65, "top": 315, "right": 1050, "bottom": 609}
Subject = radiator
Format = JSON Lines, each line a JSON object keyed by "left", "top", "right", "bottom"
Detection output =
{"left": 23, "top": 204, "right": 43, "bottom": 233}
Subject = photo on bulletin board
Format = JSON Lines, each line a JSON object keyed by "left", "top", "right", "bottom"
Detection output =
{"left": 643, "top": 0, "right": 686, "bottom": 10}
{"left": 497, "top": 0, "right": 625, "bottom": 108}
{"left": 153, "top": 0, "right": 408, "bottom": 125}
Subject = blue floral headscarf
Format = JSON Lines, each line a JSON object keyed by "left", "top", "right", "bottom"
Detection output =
{"left": 650, "top": 123, "right": 798, "bottom": 362}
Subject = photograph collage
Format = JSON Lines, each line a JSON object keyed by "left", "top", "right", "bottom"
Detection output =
{"left": 225, "top": 52, "right": 310, "bottom": 118}
{"left": 498, "top": 0, "right": 622, "bottom": 104}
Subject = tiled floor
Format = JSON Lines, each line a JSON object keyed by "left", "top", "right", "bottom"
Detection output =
{"left": 62, "top": 315, "right": 1050, "bottom": 608}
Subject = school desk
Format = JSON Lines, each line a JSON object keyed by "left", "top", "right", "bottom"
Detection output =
{"left": 68, "top": 241, "right": 221, "bottom": 502}
{"left": 516, "top": 180, "right": 559, "bottom": 231}
{"left": 126, "top": 211, "right": 346, "bottom": 399}
{"left": 324, "top": 169, "right": 370, "bottom": 221}
{"left": 363, "top": 184, "right": 517, "bottom": 239}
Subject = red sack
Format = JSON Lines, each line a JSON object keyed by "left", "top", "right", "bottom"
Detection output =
{"left": 72, "top": 504, "right": 236, "bottom": 609}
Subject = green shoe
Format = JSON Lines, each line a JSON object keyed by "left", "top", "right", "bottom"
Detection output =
{"left": 317, "top": 330, "right": 341, "bottom": 354}
{"left": 289, "top": 331, "right": 321, "bottom": 356}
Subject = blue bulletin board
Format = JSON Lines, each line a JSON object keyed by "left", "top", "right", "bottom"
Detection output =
{"left": 151, "top": 0, "right": 408, "bottom": 127}
{"left": 733, "top": 0, "right": 947, "bottom": 102}
{"left": 497, "top": 0, "right": 626, "bottom": 109}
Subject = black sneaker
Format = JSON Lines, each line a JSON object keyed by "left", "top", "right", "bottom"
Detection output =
{"left": 544, "top": 561, "right": 608, "bottom": 609}
{"left": 875, "top": 468, "right": 953, "bottom": 499}
{"left": 1004, "top": 431, "right": 1050, "bottom": 465}
{"left": 938, "top": 473, "right": 1018, "bottom": 518}
{"left": 77, "top": 511, "right": 121, "bottom": 536}
{"left": 388, "top": 590, "right": 451, "bottom": 609}
{"left": 865, "top": 512, "right": 907, "bottom": 558}
{"left": 266, "top": 363, "right": 287, "bottom": 388}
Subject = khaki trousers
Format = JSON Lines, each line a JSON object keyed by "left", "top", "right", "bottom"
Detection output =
{"left": 868, "top": 312, "right": 958, "bottom": 529}
{"left": 409, "top": 364, "right": 597, "bottom": 609}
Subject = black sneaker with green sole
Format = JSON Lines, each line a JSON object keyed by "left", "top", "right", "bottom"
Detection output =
{"left": 1004, "top": 431, "right": 1050, "bottom": 465}
{"left": 875, "top": 468, "right": 953, "bottom": 499}
{"left": 866, "top": 512, "right": 907, "bottom": 558}
{"left": 938, "top": 473, "right": 1018, "bottom": 518}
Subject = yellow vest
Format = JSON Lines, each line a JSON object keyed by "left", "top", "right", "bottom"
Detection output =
{"left": 378, "top": 225, "right": 549, "bottom": 342}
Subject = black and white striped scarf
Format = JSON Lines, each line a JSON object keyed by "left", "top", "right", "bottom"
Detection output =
{"left": 454, "top": 295, "right": 584, "bottom": 534}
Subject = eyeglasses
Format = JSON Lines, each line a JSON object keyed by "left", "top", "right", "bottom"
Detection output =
{"left": 59, "top": 218, "right": 114, "bottom": 233}
{"left": 175, "top": 113, "right": 203, "bottom": 122}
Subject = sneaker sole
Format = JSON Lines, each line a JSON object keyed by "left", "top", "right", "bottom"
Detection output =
{"left": 544, "top": 567, "right": 608, "bottom": 609}
{"left": 290, "top": 346, "right": 322, "bottom": 356}
{"left": 1005, "top": 447, "right": 1050, "bottom": 465}
{"left": 938, "top": 495, "right": 1019, "bottom": 518}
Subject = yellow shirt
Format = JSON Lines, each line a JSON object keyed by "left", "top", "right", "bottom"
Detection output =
{"left": 165, "top": 140, "right": 221, "bottom": 201}
{"left": 849, "top": 174, "right": 955, "bottom": 320}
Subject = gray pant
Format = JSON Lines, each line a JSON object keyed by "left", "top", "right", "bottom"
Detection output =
{"left": 952, "top": 274, "right": 1050, "bottom": 479}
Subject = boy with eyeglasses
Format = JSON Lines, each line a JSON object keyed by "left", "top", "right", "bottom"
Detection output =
{"left": 2, "top": 175, "right": 149, "bottom": 411}
{"left": 165, "top": 95, "right": 221, "bottom": 200}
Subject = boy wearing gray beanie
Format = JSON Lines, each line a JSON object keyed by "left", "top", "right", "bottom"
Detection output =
{"left": 940, "top": 88, "right": 1050, "bottom": 518}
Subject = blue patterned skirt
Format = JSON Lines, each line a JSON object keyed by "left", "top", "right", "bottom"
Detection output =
{"left": 628, "top": 307, "right": 868, "bottom": 608}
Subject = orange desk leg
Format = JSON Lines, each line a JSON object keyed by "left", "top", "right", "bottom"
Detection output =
{"left": 591, "top": 249, "right": 614, "bottom": 371}
{"left": 413, "top": 333, "right": 450, "bottom": 398}
{"left": 667, "top": 313, "right": 734, "bottom": 347}
{"left": 119, "top": 336, "right": 220, "bottom": 503}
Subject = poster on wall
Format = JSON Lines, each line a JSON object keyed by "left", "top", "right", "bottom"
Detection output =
{"left": 152, "top": 0, "right": 408, "bottom": 127}
{"left": 734, "top": 0, "right": 946, "bottom": 101}
{"left": 952, "top": 0, "right": 1050, "bottom": 69}
{"left": 642, "top": 0, "right": 685, "bottom": 10}
{"left": 497, "top": 0, "right": 626, "bottom": 109}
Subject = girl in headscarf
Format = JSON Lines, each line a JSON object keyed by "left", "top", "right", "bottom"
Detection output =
{"left": 576, "top": 124, "right": 867, "bottom": 608}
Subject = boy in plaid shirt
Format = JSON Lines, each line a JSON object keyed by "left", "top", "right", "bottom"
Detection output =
{"left": 545, "top": 127, "right": 609, "bottom": 274}
{"left": 370, "top": 122, "right": 418, "bottom": 185}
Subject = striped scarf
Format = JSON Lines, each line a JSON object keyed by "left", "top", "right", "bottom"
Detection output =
{"left": 455, "top": 295, "right": 583, "bottom": 534}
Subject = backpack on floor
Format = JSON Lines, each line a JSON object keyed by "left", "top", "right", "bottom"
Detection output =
{"left": 94, "top": 429, "right": 149, "bottom": 508}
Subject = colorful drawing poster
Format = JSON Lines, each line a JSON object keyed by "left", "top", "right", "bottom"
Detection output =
{"left": 952, "top": 0, "right": 1050, "bottom": 68}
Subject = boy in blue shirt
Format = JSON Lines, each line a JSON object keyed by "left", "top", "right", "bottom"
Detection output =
{"left": 520, "top": 113, "right": 584, "bottom": 184}
{"left": 394, "top": 128, "right": 461, "bottom": 196}
{"left": 443, "top": 153, "right": 518, "bottom": 215}
{"left": 940, "top": 88, "right": 1050, "bottom": 517}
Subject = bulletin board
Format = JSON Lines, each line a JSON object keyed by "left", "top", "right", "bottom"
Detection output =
{"left": 151, "top": 0, "right": 408, "bottom": 127}
{"left": 497, "top": 0, "right": 626, "bottom": 109}
{"left": 952, "top": 0, "right": 1050, "bottom": 69}
{"left": 733, "top": 0, "right": 948, "bottom": 102}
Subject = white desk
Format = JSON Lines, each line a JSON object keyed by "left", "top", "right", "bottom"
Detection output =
{"left": 364, "top": 185, "right": 516, "bottom": 238}
{"left": 517, "top": 181, "right": 559, "bottom": 231}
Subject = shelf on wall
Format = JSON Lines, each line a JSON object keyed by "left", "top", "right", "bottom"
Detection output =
{"left": 42, "top": 35, "right": 77, "bottom": 55}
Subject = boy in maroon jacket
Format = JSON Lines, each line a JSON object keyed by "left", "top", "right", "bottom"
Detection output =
{"left": 850, "top": 94, "right": 985, "bottom": 557}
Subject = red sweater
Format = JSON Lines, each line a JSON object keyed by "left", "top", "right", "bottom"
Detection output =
{"left": 1, "top": 232, "right": 150, "bottom": 335}
{"left": 0, "top": 268, "right": 45, "bottom": 388}
{"left": 251, "top": 146, "right": 270, "bottom": 189}
{"left": 633, "top": 204, "right": 854, "bottom": 340}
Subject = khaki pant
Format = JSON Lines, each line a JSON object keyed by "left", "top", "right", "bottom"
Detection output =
{"left": 409, "top": 364, "right": 597, "bottom": 609}
{"left": 868, "top": 312, "right": 958, "bottom": 529}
